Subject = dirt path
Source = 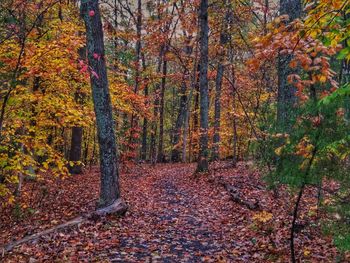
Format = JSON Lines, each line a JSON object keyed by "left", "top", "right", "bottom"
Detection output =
{"left": 110, "top": 166, "right": 252, "bottom": 262}
{"left": 2, "top": 163, "right": 338, "bottom": 262}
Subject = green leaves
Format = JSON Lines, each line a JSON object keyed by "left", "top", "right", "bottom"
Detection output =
{"left": 319, "top": 83, "right": 350, "bottom": 106}
{"left": 337, "top": 47, "right": 350, "bottom": 60}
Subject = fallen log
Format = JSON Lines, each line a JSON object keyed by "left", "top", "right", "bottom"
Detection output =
{"left": 1, "top": 198, "right": 128, "bottom": 255}
{"left": 87, "top": 198, "right": 128, "bottom": 220}
{"left": 217, "top": 179, "right": 259, "bottom": 210}
{"left": 1, "top": 216, "right": 84, "bottom": 256}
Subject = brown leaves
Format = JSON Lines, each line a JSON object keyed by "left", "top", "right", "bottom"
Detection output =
{"left": 1, "top": 162, "right": 340, "bottom": 262}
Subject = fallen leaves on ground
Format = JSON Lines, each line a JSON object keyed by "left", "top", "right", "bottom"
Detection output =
{"left": 0, "top": 162, "right": 343, "bottom": 262}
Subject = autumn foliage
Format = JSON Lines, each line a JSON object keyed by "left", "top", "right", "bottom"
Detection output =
{"left": 0, "top": 0, "right": 350, "bottom": 261}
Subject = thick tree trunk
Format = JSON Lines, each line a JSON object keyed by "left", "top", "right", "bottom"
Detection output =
{"left": 277, "top": 0, "right": 302, "bottom": 131}
{"left": 196, "top": 0, "right": 209, "bottom": 172}
{"left": 81, "top": 0, "right": 121, "bottom": 207}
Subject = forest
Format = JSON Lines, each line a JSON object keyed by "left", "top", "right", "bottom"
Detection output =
{"left": 0, "top": 0, "right": 349, "bottom": 262}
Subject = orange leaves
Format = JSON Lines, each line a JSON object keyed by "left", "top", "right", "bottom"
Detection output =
{"left": 295, "top": 136, "right": 315, "bottom": 161}
{"left": 252, "top": 211, "right": 273, "bottom": 224}
{"left": 250, "top": 8, "right": 340, "bottom": 102}
{"left": 0, "top": 1, "right": 91, "bottom": 205}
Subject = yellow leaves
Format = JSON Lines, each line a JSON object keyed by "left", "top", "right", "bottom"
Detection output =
{"left": 303, "top": 249, "right": 311, "bottom": 257}
{"left": 319, "top": 75, "right": 327, "bottom": 83}
{"left": 253, "top": 211, "right": 273, "bottom": 223}
{"left": 274, "top": 17, "right": 281, "bottom": 25}
{"left": 0, "top": 179, "right": 15, "bottom": 205}
{"left": 275, "top": 146, "right": 284, "bottom": 156}
{"left": 296, "top": 137, "right": 314, "bottom": 158}
{"left": 43, "top": 162, "right": 49, "bottom": 170}
{"left": 309, "top": 29, "right": 322, "bottom": 39}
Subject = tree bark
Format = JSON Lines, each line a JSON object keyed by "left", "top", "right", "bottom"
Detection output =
{"left": 212, "top": 63, "right": 224, "bottom": 160}
{"left": 149, "top": 48, "right": 164, "bottom": 164}
{"left": 157, "top": 55, "right": 167, "bottom": 163}
{"left": 190, "top": 73, "right": 200, "bottom": 163}
{"left": 212, "top": 3, "right": 231, "bottom": 161}
{"left": 171, "top": 81, "right": 187, "bottom": 162}
{"left": 141, "top": 86, "right": 149, "bottom": 160}
{"left": 196, "top": 0, "right": 210, "bottom": 172}
{"left": 128, "top": 0, "right": 142, "bottom": 160}
{"left": 69, "top": 126, "right": 83, "bottom": 174}
{"left": 69, "top": 47, "right": 86, "bottom": 175}
{"left": 277, "top": 0, "right": 302, "bottom": 131}
{"left": 81, "top": 0, "right": 121, "bottom": 207}
{"left": 140, "top": 52, "right": 148, "bottom": 160}
{"left": 172, "top": 40, "right": 194, "bottom": 163}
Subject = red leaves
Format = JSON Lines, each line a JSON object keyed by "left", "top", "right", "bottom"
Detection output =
{"left": 0, "top": 162, "right": 340, "bottom": 261}
{"left": 78, "top": 59, "right": 99, "bottom": 79}
{"left": 93, "top": 53, "right": 100, "bottom": 60}
{"left": 91, "top": 70, "right": 99, "bottom": 79}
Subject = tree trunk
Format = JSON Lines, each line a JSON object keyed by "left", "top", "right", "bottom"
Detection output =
{"left": 182, "top": 48, "right": 199, "bottom": 163}
{"left": 196, "top": 0, "right": 210, "bottom": 172}
{"left": 81, "top": 0, "right": 121, "bottom": 207}
{"left": 212, "top": 4, "right": 231, "bottom": 161}
{"left": 212, "top": 62, "right": 224, "bottom": 160}
{"left": 172, "top": 40, "right": 194, "bottom": 163}
{"left": 141, "top": 84, "right": 149, "bottom": 160}
{"left": 128, "top": 0, "right": 142, "bottom": 160}
{"left": 232, "top": 71, "right": 238, "bottom": 165}
{"left": 69, "top": 126, "right": 83, "bottom": 174}
{"left": 171, "top": 81, "right": 187, "bottom": 162}
{"left": 69, "top": 47, "right": 86, "bottom": 175}
{"left": 277, "top": 0, "right": 302, "bottom": 131}
{"left": 230, "top": 50, "right": 238, "bottom": 165}
{"left": 191, "top": 75, "right": 200, "bottom": 163}
{"left": 141, "top": 52, "right": 148, "bottom": 160}
{"left": 149, "top": 48, "right": 164, "bottom": 164}
{"left": 157, "top": 55, "right": 167, "bottom": 163}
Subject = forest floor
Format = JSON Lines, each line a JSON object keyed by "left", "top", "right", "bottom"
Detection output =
{"left": 0, "top": 161, "right": 344, "bottom": 262}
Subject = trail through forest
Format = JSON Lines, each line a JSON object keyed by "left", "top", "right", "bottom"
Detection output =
{"left": 1, "top": 162, "right": 338, "bottom": 262}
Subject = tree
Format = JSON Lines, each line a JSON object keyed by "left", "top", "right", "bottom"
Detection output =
{"left": 128, "top": 0, "right": 142, "bottom": 161}
{"left": 171, "top": 34, "right": 194, "bottom": 163}
{"left": 81, "top": 0, "right": 121, "bottom": 207}
{"left": 196, "top": 0, "right": 210, "bottom": 172}
{"left": 212, "top": 1, "right": 231, "bottom": 161}
{"left": 157, "top": 52, "right": 168, "bottom": 163}
{"left": 276, "top": 0, "right": 302, "bottom": 130}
